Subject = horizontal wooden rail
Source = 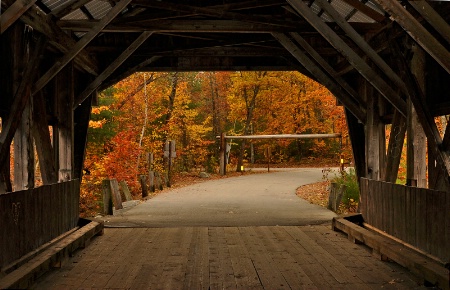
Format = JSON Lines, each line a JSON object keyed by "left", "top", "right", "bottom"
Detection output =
{"left": 359, "top": 178, "right": 449, "bottom": 264}
{"left": 0, "top": 180, "right": 80, "bottom": 269}
{"left": 216, "top": 133, "right": 341, "bottom": 139}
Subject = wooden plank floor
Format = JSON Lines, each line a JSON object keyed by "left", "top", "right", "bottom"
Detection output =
{"left": 33, "top": 224, "right": 427, "bottom": 289}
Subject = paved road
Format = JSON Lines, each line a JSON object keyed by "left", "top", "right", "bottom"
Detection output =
{"left": 101, "top": 168, "right": 337, "bottom": 227}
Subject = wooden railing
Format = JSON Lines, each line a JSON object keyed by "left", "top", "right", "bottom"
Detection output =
{"left": 359, "top": 178, "right": 449, "bottom": 263}
{"left": 0, "top": 180, "right": 80, "bottom": 269}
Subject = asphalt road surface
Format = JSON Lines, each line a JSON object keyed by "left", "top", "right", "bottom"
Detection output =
{"left": 100, "top": 168, "right": 337, "bottom": 227}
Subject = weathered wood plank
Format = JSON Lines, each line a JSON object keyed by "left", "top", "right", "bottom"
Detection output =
{"left": 315, "top": 0, "right": 408, "bottom": 97}
{"left": 384, "top": 111, "right": 406, "bottom": 183}
{"left": 0, "top": 34, "right": 46, "bottom": 173}
{"left": 345, "top": 108, "right": 366, "bottom": 182}
{"left": 239, "top": 227, "right": 289, "bottom": 289}
{"left": 361, "top": 178, "right": 448, "bottom": 263}
{"left": 0, "top": 180, "right": 79, "bottom": 269}
{"left": 32, "top": 0, "right": 132, "bottom": 96}
{"left": 15, "top": 4, "right": 99, "bottom": 76}
{"left": 55, "top": 63, "right": 74, "bottom": 182}
{"left": 409, "top": 0, "right": 450, "bottom": 45}
{"left": 375, "top": 0, "right": 450, "bottom": 74}
{"left": 288, "top": 0, "right": 407, "bottom": 116}
{"left": 32, "top": 92, "right": 57, "bottom": 184}
{"left": 222, "top": 227, "right": 262, "bottom": 289}
{"left": 0, "top": 0, "right": 37, "bottom": 34}
{"left": 256, "top": 226, "right": 315, "bottom": 288}
{"left": 74, "top": 31, "right": 153, "bottom": 108}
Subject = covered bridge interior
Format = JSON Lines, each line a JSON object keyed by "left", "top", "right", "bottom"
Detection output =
{"left": 1, "top": 0, "right": 449, "bottom": 286}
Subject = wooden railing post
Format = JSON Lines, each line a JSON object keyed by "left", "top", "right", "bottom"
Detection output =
{"left": 139, "top": 174, "right": 148, "bottom": 198}
{"left": 219, "top": 132, "right": 226, "bottom": 175}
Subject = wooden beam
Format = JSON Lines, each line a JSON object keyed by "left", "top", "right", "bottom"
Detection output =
{"left": 74, "top": 31, "right": 153, "bottom": 108}
{"left": 384, "top": 110, "right": 406, "bottom": 183}
{"left": 289, "top": 32, "right": 366, "bottom": 109}
{"left": 0, "top": 35, "right": 46, "bottom": 172}
{"left": 18, "top": 5, "right": 99, "bottom": 76}
{"left": 74, "top": 94, "right": 93, "bottom": 180}
{"left": 99, "top": 56, "right": 161, "bottom": 90}
{"left": 345, "top": 108, "right": 366, "bottom": 181}
{"left": 55, "top": 63, "right": 75, "bottom": 182}
{"left": 340, "top": 0, "right": 386, "bottom": 23}
{"left": 131, "top": 0, "right": 298, "bottom": 28}
{"left": 14, "top": 98, "right": 34, "bottom": 190}
{"left": 57, "top": 19, "right": 382, "bottom": 33}
{"left": 409, "top": 0, "right": 450, "bottom": 45}
{"left": 272, "top": 32, "right": 366, "bottom": 123}
{"left": 315, "top": 0, "right": 408, "bottom": 97}
{"left": 0, "top": 0, "right": 37, "bottom": 34}
{"left": 393, "top": 42, "right": 450, "bottom": 178}
{"left": 32, "top": 0, "right": 131, "bottom": 97}
{"left": 32, "top": 91, "right": 57, "bottom": 184}
{"left": 365, "top": 82, "right": 384, "bottom": 180}
{"left": 288, "top": 0, "right": 407, "bottom": 117}
{"left": 442, "top": 121, "right": 450, "bottom": 152}
{"left": 220, "top": 133, "right": 342, "bottom": 139}
{"left": 374, "top": 0, "right": 450, "bottom": 74}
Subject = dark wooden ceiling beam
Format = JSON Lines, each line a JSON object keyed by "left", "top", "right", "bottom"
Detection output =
{"left": 289, "top": 32, "right": 366, "bottom": 109}
{"left": 408, "top": 0, "right": 450, "bottom": 45}
{"left": 288, "top": 0, "right": 407, "bottom": 117}
{"left": 315, "top": 0, "right": 408, "bottom": 96}
{"left": 74, "top": 31, "right": 153, "bottom": 108}
{"left": 19, "top": 5, "right": 99, "bottom": 75}
{"left": 374, "top": 0, "right": 450, "bottom": 74}
{"left": 58, "top": 18, "right": 383, "bottom": 34}
{"left": 58, "top": 19, "right": 296, "bottom": 32}
{"left": 0, "top": 0, "right": 36, "bottom": 34}
{"left": 131, "top": 0, "right": 297, "bottom": 28}
{"left": 100, "top": 56, "right": 161, "bottom": 90}
{"left": 32, "top": 0, "right": 132, "bottom": 96}
{"left": 272, "top": 32, "right": 366, "bottom": 123}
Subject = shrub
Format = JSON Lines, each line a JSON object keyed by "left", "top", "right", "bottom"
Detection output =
{"left": 332, "top": 168, "right": 359, "bottom": 208}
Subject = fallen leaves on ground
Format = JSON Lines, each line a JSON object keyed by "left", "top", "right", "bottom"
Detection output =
{"left": 296, "top": 180, "right": 330, "bottom": 208}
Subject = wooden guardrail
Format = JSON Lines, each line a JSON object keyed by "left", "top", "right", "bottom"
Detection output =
{"left": 0, "top": 180, "right": 80, "bottom": 269}
{"left": 359, "top": 178, "right": 449, "bottom": 264}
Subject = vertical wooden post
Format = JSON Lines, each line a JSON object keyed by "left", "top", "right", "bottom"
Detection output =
{"left": 110, "top": 179, "right": 123, "bottom": 209}
{"left": 384, "top": 111, "right": 406, "bottom": 183}
{"left": 155, "top": 171, "right": 163, "bottom": 190}
{"left": 365, "top": 82, "right": 383, "bottom": 180}
{"left": 119, "top": 180, "right": 133, "bottom": 201}
{"left": 13, "top": 24, "right": 34, "bottom": 190}
{"left": 55, "top": 63, "right": 74, "bottom": 182}
{"left": 267, "top": 147, "right": 271, "bottom": 172}
{"left": 101, "top": 180, "right": 113, "bottom": 215}
{"left": 14, "top": 101, "right": 34, "bottom": 190}
{"left": 345, "top": 108, "right": 366, "bottom": 182}
{"left": 167, "top": 140, "right": 173, "bottom": 187}
{"left": 139, "top": 174, "right": 148, "bottom": 198}
{"left": 219, "top": 132, "right": 226, "bottom": 175}
{"left": 148, "top": 152, "right": 155, "bottom": 192}
{"left": 406, "top": 45, "right": 427, "bottom": 187}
